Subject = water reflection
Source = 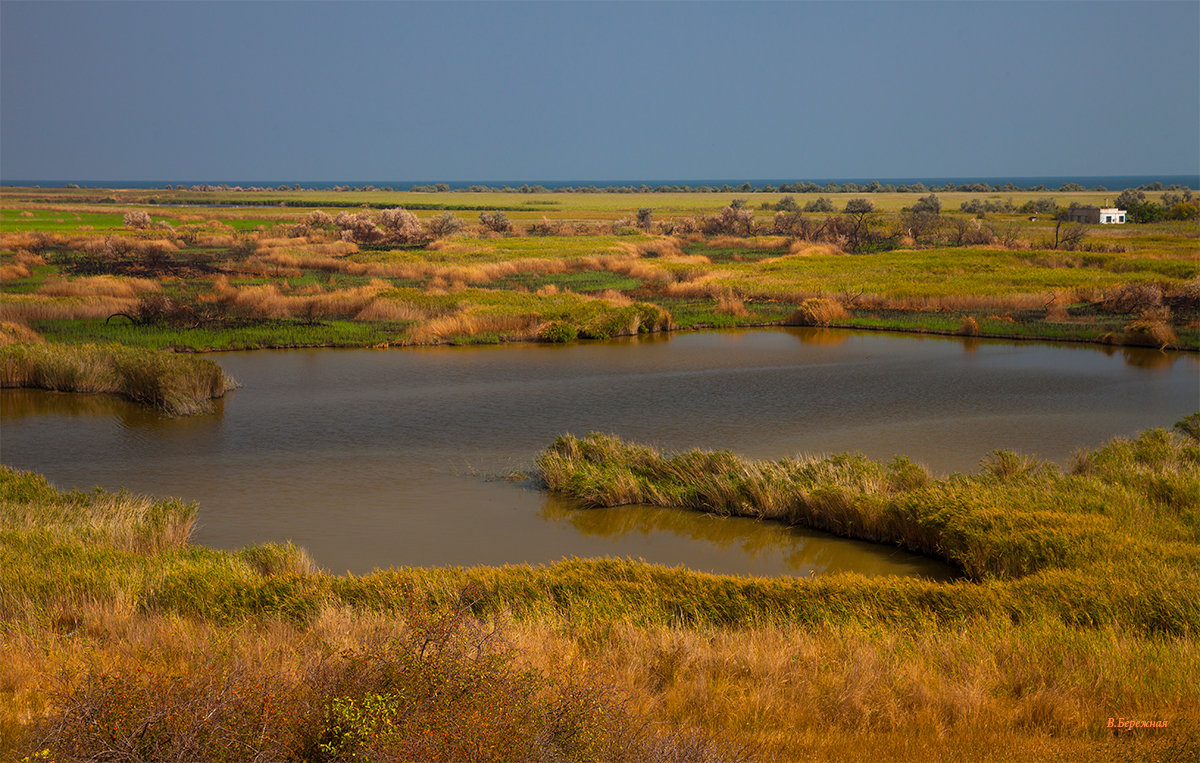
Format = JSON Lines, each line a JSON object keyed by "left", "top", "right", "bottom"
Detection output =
{"left": 1114, "top": 346, "right": 1187, "bottom": 371}
{"left": 787, "top": 327, "right": 849, "bottom": 346}
{"left": 539, "top": 494, "right": 956, "bottom": 580}
{"left": 1, "top": 387, "right": 227, "bottom": 432}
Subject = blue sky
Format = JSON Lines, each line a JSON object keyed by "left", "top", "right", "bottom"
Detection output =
{"left": 2, "top": 1, "right": 1197, "bottom": 182}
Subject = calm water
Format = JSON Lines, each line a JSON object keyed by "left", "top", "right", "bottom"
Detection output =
{"left": 2, "top": 329, "right": 1196, "bottom": 577}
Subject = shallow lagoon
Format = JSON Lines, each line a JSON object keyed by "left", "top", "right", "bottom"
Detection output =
{"left": 2, "top": 328, "right": 1195, "bottom": 577}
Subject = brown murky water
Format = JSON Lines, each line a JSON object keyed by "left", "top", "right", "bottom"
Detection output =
{"left": 2, "top": 329, "right": 1196, "bottom": 577}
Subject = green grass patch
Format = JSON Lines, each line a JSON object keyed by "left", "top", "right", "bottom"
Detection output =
{"left": 30, "top": 318, "right": 406, "bottom": 352}
{"left": 486, "top": 269, "right": 642, "bottom": 293}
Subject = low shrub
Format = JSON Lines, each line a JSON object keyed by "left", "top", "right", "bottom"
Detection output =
{"left": 537, "top": 320, "right": 579, "bottom": 343}
{"left": 1124, "top": 308, "right": 1177, "bottom": 348}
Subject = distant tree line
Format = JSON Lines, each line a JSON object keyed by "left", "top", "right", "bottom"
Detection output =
{"left": 144, "top": 180, "right": 1195, "bottom": 195}
{"left": 1112, "top": 188, "right": 1199, "bottom": 223}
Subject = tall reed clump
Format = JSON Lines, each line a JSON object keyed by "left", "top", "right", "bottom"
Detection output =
{"left": 0, "top": 343, "right": 233, "bottom": 415}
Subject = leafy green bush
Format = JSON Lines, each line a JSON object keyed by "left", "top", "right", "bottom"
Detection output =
{"left": 537, "top": 320, "right": 578, "bottom": 343}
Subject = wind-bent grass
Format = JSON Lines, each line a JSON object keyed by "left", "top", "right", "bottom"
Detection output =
{"left": 0, "top": 342, "right": 233, "bottom": 415}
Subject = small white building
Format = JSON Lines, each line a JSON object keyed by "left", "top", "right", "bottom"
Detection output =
{"left": 1065, "top": 207, "right": 1127, "bottom": 224}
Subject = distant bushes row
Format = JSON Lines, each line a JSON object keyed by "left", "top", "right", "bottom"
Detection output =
{"left": 151, "top": 180, "right": 1197, "bottom": 194}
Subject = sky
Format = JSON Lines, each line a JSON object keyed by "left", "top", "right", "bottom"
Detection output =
{"left": 1, "top": 1, "right": 1197, "bottom": 183}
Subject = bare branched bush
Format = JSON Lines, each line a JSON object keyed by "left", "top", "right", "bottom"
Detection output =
{"left": 1100, "top": 283, "right": 1163, "bottom": 314}
{"left": 611, "top": 217, "right": 639, "bottom": 235}
{"left": 426, "top": 212, "right": 464, "bottom": 239}
{"left": 303, "top": 210, "right": 334, "bottom": 229}
{"left": 701, "top": 206, "right": 755, "bottom": 236}
{"left": 122, "top": 210, "right": 152, "bottom": 229}
{"left": 378, "top": 207, "right": 424, "bottom": 243}
{"left": 335, "top": 211, "right": 385, "bottom": 244}
{"left": 527, "top": 217, "right": 562, "bottom": 236}
{"left": 658, "top": 217, "right": 699, "bottom": 236}
{"left": 479, "top": 211, "right": 513, "bottom": 233}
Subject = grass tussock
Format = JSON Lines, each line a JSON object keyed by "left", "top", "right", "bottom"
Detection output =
{"left": 786, "top": 297, "right": 849, "bottom": 326}
{"left": 957, "top": 315, "right": 982, "bottom": 336}
{"left": 714, "top": 291, "right": 748, "bottom": 317}
{"left": 0, "top": 342, "right": 233, "bottom": 415}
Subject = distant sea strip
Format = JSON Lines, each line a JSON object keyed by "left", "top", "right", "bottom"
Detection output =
{"left": 4, "top": 175, "right": 1197, "bottom": 191}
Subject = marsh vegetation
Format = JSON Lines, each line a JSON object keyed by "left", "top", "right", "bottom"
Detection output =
{"left": 2, "top": 186, "right": 1196, "bottom": 386}
{"left": 1, "top": 419, "right": 1197, "bottom": 760}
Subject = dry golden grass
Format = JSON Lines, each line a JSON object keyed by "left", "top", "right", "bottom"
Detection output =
{"left": 255, "top": 236, "right": 309, "bottom": 248}
{"left": 205, "top": 277, "right": 390, "bottom": 320}
{"left": 255, "top": 251, "right": 344, "bottom": 272}
{"left": 353, "top": 299, "right": 431, "bottom": 322}
{"left": 254, "top": 240, "right": 360, "bottom": 272}
{"left": 407, "top": 311, "right": 540, "bottom": 344}
{"left": 37, "top": 275, "right": 160, "bottom": 299}
{"left": 0, "top": 263, "right": 31, "bottom": 280}
{"left": 620, "top": 238, "right": 687, "bottom": 260}
{"left": 0, "top": 295, "right": 138, "bottom": 322}
{"left": 0, "top": 321, "right": 42, "bottom": 345}
{"left": 662, "top": 280, "right": 720, "bottom": 299}
{"left": 501, "top": 619, "right": 1199, "bottom": 762}
{"left": 715, "top": 291, "right": 749, "bottom": 317}
{"left": 598, "top": 289, "right": 634, "bottom": 306}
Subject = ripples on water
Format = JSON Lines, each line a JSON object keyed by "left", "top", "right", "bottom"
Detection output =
{"left": 2, "top": 329, "right": 1195, "bottom": 576}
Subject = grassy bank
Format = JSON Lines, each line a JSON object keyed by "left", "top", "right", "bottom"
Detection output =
{"left": 0, "top": 338, "right": 233, "bottom": 415}
{"left": 2, "top": 423, "right": 1199, "bottom": 760}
